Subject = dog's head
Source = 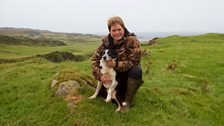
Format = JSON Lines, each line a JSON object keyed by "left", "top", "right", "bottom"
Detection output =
{"left": 101, "top": 49, "right": 118, "bottom": 61}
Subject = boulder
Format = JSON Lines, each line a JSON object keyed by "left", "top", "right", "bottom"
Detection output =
{"left": 50, "top": 69, "right": 97, "bottom": 111}
{"left": 55, "top": 80, "right": 80, "bottom": 96}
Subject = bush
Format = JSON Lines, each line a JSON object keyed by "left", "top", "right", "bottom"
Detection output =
{"left": 37, "top": 51, "right": 85, "bottom": 62}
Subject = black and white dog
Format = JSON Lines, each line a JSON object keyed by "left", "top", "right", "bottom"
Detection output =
{"left": 89, "top": 49, "right": 121, "bottom": 112}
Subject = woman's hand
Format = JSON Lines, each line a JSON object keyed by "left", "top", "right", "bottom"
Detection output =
{"left": 100, "top": 75, "right": 112, "bottom": 84}
{"left": 106, "top": 59, "right": 116, "bottom": 68}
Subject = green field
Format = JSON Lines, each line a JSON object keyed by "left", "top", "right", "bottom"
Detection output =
{"left": 0, "top": 33, "right": 224, "bottom": 126}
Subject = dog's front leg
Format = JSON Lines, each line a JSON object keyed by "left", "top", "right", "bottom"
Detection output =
{"left": 89, "top": 81, "right": 102, "bottom": 99}
{"left": 105, "top": 80, "right": 118, "bottom": 102}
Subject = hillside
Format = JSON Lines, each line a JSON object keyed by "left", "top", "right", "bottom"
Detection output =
{"left": 0, "top": 27, "right": 101, "bottom": 45}
{"left": 0, "top": 27, "right": 96, "bottom": 36}
{"left": 0, "top": 33, "right": 223, "bottom": 126}
{"left": 161, "top": 33, "right": 224, "bottom": 43}
{"left": 0, "top": 27, "right": 51, "bottom": 35}
{"left": 0, "top": 34, "right": 66, "bottom": 46}
{"left": 0, "top": 27, "right": 98, "bottom": 37}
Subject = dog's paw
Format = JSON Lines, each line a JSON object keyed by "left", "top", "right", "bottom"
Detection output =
{"left": 122, "top": 101, "right": 127, "bottom": 106}
{"left": 115, "top": 107, "right": 121, "bottom": 112}
{"left": 116, "top": 106, "right": 129, "bottom": 113}
{"left": 89, "top": 95, "right": 97, "bottom": 99}
{"left": 104, "top": 98, "right": 111, "bottom": 103}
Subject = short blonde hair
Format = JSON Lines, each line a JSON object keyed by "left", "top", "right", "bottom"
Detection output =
{"left": 107, "top": 16, "right": 125, "bottom": 30}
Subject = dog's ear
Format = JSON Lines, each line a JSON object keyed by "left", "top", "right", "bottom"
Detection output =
{"left": 109, "top": 50, "right": 118, "bottom": 60}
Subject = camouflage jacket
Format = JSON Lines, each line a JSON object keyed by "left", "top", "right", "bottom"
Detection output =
{"left": 91, "top": 35, "right": 141, "bottom": 81}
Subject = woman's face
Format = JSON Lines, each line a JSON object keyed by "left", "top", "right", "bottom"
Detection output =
{"left": 109, "top": 23, "right": 124, "bottom": 42}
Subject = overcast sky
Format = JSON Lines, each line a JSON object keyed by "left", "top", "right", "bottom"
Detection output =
{"left": 0, "top": 0, "right": 224, "bottom": 34}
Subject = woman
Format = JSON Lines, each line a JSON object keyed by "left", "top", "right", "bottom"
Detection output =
{"left": 91, "top": 16, "right": 144, "bottom": 112}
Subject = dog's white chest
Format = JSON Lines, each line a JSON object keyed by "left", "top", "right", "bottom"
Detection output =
{"left": 101, "top": 65, "right": 116, "bottom": 76}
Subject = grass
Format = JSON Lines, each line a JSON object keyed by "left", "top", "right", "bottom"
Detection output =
{"left": 0, "top": 42, "right": 99, "bottom": 59}
{"left": 0, "top": 33, "right": 224, "bottom": 125}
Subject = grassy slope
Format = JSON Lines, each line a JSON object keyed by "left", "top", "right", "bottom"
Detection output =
{"left": 0, "top": 42, "right": 99, "bottom": 59}
{"left": 140, "top": 33, "right": 224, "bottom": 125}
{"left": 0, "top": 32, "right": 101, "bottom": 58}
{"left": 0, "top": 33, "right": 224, "bottom": 126}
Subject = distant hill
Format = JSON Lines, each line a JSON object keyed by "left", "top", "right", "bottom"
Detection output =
{"left": 0, "top": 27, "right": 102, "bottom": 46}
{"left": 0, "top": 27, "right": 98, "bottom": 37}
{"left": 0, "top": 34, "right": 66, "bottom": 46}
{"left": 0, "top": 27, "right": 52, "bottom": 36}
{"left": 162, "top": 33, "right": 224, "bottom": 44}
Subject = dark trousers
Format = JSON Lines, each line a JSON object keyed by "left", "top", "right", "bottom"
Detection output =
{"left": 98, "top": 65, "right": 142, "bottom": 100}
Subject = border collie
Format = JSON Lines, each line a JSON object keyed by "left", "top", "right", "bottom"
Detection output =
{"left": 89, "top": 49, "right": 121, "bottom": 112}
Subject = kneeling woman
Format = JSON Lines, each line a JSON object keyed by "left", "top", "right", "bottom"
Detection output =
{"left": 91, "top": 16, "right": 144, "bottom": 112}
